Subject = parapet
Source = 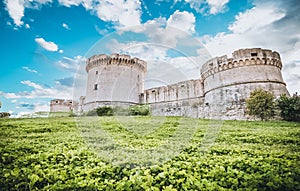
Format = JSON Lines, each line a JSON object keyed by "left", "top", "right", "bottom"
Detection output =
{"left": 200, "top": 48, "right": 282, "bottom": 80}
{"left": 86, "top": 53, "right": 147, "bottom": 73}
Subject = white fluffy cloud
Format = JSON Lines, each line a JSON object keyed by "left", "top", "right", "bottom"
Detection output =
{"left": 123, "top": 10, "right": 196, "bottom": 48}
{"left": 106, "top": 39, "right": 168, "bottom": 61}
{"left": 58, "top": 0, "right": 81, "bottom": 7}
{"left": 228, "top": 6, "right": 285, "bottom": 34}
{"left": 0, "top": 80, "right": 73, "bottom": 99}
{"left": 5, "top": 0, "right": 25, "bottom": 26}
{"left": 94, "top": 0, "right": 141, "bottom": 29}
{"left": 56, "top": 55, "right": 85, "bottom": 73}
{"left": 166, "top": 10, "right": 195, "bottom": 34}
{"left": 35, "top": 37, "right": 59, "bottom": 52}
{"left": 5, "top": 0, "right": 142, "bottom": 29}
{"left": 4, "top": 0, "right": 52, "bottom": 27}
{"left": 107, "top": 9, "right": 197, "bottom": 61}
{"left": 182, "top": 0, "right": 229, "bottom": 15}
{"left": 206, "top": 0, "right": 229, "bottom": 14}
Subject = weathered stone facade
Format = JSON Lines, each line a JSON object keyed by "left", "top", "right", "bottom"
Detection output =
{"left": 82, "top": 53, "right": 146, "bottom": 111}
{"left": 50, "top": 99, "right": 78, "bottom": 112}
{"left": 76, "top": 48, "right": 289, "bottom": 119}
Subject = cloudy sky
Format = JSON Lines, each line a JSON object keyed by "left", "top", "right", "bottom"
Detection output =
{"left": 0, "top": 0, "right": 299, "bottom": 117}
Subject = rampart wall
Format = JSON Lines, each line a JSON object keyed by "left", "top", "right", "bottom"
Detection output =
{"left": 50, "top": 99, "right": 78, "bottom": 112}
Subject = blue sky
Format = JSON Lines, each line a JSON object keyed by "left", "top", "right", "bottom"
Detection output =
{"left": 0, "top": 0, "right": 299, "bottom": 117}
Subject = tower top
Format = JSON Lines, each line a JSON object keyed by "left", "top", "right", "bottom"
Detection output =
{"left": 200, "top": 48, "right": 282, "bottom": 80}
{"left": 86, "top": 53, "right": 147, "bottom": 72}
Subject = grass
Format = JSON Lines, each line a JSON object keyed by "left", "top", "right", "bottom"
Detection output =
{"left": 0, "top": 116, "right": 299, "bottom": 190}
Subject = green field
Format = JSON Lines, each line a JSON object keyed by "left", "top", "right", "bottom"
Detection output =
{"left": 0, "top": 117, "right": 299, "bottom": 190}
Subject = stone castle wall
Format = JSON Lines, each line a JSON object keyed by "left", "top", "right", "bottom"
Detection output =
{"left": 50, "top": 99, "right": 78, "bottom": 112}
{"left": 146, "top": 48, "right": 289, "bottom": 119}
{"left": 51, "top": 48, "right": 289, "bottom": 120}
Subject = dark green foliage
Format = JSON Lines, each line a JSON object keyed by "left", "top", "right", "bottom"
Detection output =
{"left": 277, "top": 93, "right": 300, "bottom": 122}
{"left": 246, "top": 89, "right": 275, "bottom": 120}
{"left": 85, "top": 106, "right": 114, "bottom": 116}
{"left": 85, "top": 105, "right": 150, "bottom": 116}
{"left": 0, "top": 112, "right": 11, "bottom": 118}
{"left": 129, "top": 104, "right": 150, "bottom": 116}
{"left": 96, "top": 106, "right": 114, "bottom": 116}
{"left": 1, "top": 117, "right": 299, "bottom": 190}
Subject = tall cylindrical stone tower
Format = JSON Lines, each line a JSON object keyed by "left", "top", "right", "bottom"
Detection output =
{"left": 83, "top": 53, "right": 147, "bottom": 111}
{"left": 200, "top": 48, "right": 289, "bottom": 119}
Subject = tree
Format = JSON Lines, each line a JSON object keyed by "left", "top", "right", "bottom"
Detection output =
{"left": 246, "top": 89, "right": 275, "bottom": 120}
{"left": 277, "top": 93, "right": 300, "bottom": 122}
{"left": 0, "top": 112, "right": 10, "bottom": 118}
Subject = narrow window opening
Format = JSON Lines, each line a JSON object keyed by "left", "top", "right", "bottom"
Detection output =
{"left": 96, "top": 71, "right": 98, "bottom": 74}
{"left": 94, "top": 84, "right": 98, "bottom": 90}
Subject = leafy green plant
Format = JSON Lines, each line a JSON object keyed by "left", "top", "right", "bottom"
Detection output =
{"left": 277, "top": 93, "right": 300, "bottom": 122}
{"left": 1, "top": 117, "right": 299, "bottom": 190}
{"left": 96, "top": 106, "right": 114, "bottom": 116}
{"left": 129, "top": 104, "right": 150, "bottom": 116}
{"left": 246, "top": 89, "right": 275, "bottom": 120}
{"left": 0, "top": 112, "right": 10, "bottom": 118}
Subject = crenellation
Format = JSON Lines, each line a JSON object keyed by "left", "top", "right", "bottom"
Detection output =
{"left": 86, "top": 54, "right": 147, "bottom": 73}
{"left": 201, "top": 48, "right": 283, "bottom": 81}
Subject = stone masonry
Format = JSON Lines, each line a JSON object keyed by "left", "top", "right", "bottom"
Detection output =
{"left": 51, "top": 48, "right": 289, "bottom": 120}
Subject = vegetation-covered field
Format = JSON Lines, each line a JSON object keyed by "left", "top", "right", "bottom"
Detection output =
{"left": 0, "top": 117, "right": 299, "bottom": 190}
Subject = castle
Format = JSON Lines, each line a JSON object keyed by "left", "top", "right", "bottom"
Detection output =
{"left": 51, "top": 48, "right": 289, "bottom": 120}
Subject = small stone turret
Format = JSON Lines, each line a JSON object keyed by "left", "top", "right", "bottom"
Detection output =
{"left": 83, "top": 54, "right": 147, "bottom": 111}
{"left": 50, "top": 99, "right": 78, "bottom": 112}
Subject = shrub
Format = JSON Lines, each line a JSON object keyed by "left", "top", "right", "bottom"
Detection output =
{"left": 129, "top": 105, "right": 150, "bottom": 116}
{"left": 277, "top": 93, "right": 300, "bottom": 122}
{"left": 85, "top": 105, "right": 150, "bottom": 116}
{"left": 246, "top": 89, "right": 275, "bottom": 120}
{"left": 96, "top": 106, "right": 114, "bottom": 116}
{"left": 0, "top": 112, "right": 10, "bottom": 118}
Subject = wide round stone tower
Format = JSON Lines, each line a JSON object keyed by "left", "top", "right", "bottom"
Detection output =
{"left": 84, "top": 53, "right": 147, "bottom": 111}
{"left": 200, "top": 48, "right": 289, "bottom": 119}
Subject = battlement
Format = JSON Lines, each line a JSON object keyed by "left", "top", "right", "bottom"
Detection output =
{"left": 200, "top": 48, "right": 282, "bottom": 80}
{"left": 86, "top": 53, "right": 147, "bottom": 72}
